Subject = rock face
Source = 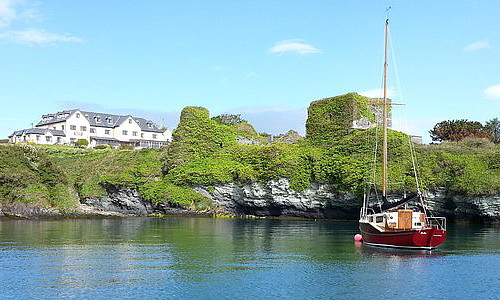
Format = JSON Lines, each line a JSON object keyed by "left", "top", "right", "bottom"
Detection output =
{"left": 195, "top": 178, "right": 361, "bottom": 219}
{"left": 81, "top": 185, "right": 153, "bottom": 215}
{"left": 195, "top": 178, "right": 500, "bottom": 222}
{"left": 426, "top": 189, "right": 500, "bottom": 223}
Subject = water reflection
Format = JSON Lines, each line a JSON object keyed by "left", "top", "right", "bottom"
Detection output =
{"left": 0, "top": 217, "right": 498, "bottom": 299}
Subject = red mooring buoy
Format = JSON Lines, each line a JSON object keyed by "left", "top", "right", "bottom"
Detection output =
{"left": 354, "top": 234, "right": 363, "bottom": 242}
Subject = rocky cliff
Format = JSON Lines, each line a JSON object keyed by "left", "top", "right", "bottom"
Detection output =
{"left": 193, "top": 178, "right": 500, "bottom": 223}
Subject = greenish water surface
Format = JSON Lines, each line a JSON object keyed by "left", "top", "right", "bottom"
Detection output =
{"left": 0, "top": 217, "right": 498, "bottom": 299}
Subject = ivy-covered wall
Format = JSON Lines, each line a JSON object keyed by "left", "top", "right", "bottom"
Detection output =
{"left": 162, "top": 106, "right": 237, "bottom": 172}
{"left": 305, "top": 93, "right": 375, "bottom": 146}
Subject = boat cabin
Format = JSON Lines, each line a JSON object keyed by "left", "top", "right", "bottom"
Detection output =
{"left": 365, "top": 210, "right": 426, "bottom": 231}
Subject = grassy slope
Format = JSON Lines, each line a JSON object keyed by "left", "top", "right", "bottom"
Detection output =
{"left": 1, "top": 95, "right": 498, "bottom": 211}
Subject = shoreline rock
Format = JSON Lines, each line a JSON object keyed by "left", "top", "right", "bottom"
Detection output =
{"left": 2, "top": 180, "right": 498, "bottom": 223}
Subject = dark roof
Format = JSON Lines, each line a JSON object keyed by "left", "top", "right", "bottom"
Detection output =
{"left": 36, "top": 109, "right": 164, "bottom": 132}
{"left": 36, "top": 110, "right": 77, "bottom": 126}
{"left": 10, "top": 128, "right": 66, "bottom": 137}
{"left": 132, "top": 117, "right": 164, "bottom": 133}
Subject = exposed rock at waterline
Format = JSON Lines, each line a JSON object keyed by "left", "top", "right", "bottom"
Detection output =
{"left": 81, "top": 186, "right": 153, "bottom": 215}
{"left": 195, "top": 179, "right": 500, "bottom": 222}
{"left": 195, "top": 178, "right": 361, "bottom": 219}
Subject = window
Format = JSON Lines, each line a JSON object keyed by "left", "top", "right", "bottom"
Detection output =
{"left": 76, "top": 113, "right": 80, "bottom": 118}
{"left": 80, "top": 126, "right": 87, "bottom": 131}
{"left": 70, "top": 125, "right": 76, "bottom": 130}
{"left": 107, "top": 118, "right": 113, "bottom": 124}
{"left": 105, "top": 130, "right": 110, "bottom": 135}
{"left": 70, "top": 138, "right": 76, "bottom": 142}
{"left": 132, "top": 131, "right": 137, "bottom": 136}
{"left": 129, "top": 119, "right": 132, "bottom": 124}
{"left": 141, "top": 133, "right": 144, "bottom": 138}
{"left": 152, "top": 134, "right": 157, "bottom": 139}
{"left": 52, "top": 127, "right": 56, "bottom": 130}
{"left": 90, "top": 128, "right": 96, "bottom": 133}
{"left": 122, "top": 130, "right": 128, "bottom": 135}
{"left": 95, "top": 116, "right": 101, "bottom": 123}
{"left": 61, "top": 125, "right": 65, "bottom": 130}
{"left": 147, "top": 122, "right": 153, "bottom": 128}
{"left": 45, "top": 136, "right": 52, "bottom": 142}
{"left": 36, "top": 135, "right": 40, "bottom": 141}
{"left": 368, "top": 216, "right": 373, "bottom": 222}
{"left": 376, "top": 216, "right": 384, "bottom": 223}
{"left": 57, "top": 137, "right": 62, "bottom": 143}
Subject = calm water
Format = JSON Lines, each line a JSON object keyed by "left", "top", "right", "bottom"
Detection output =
{"left": 0, "top": 217, "right": 498, "bottom": 299}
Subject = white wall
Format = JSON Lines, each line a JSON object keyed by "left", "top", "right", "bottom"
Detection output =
{"left": 65, "top": 110, "right": 91, "bottom": 144}
{"left": 115, "top": 117, "right": 143, "bottom": 142}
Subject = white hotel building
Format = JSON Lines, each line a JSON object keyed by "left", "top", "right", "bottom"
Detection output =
{"left": 9, "top": 109, "right": 172, "bottom": 148}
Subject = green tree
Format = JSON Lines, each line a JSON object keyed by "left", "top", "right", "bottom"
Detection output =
{"left": 485, "top": 118, "right": 500, "bottom": 143}
{"left": 429, "top": 119, "right": 490, "bottom": 142}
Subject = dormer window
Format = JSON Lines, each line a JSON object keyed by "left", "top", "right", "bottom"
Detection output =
{"left": 147, "top": 122, "right": 153, "bottom": 128}
{"left": 107, "top": 117, "right": 113, "bottom": 124}
{"left": 94, "top": 116, "right": 101, "bottom": 123}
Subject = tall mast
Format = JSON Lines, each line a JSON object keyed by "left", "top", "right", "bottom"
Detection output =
{"left": 382, "top": 18, "right": 389, "bottom": 197}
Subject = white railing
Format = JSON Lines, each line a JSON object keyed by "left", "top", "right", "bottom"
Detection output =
{"left": 425, "top": 217, "right": 446, "bottom": 231}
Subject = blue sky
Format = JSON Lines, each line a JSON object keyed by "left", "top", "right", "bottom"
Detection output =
{"left": 1, "top": 0, "right": 499, "bottom": 142}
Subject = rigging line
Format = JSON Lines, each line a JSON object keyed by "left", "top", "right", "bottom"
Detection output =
{"left": 389, "top": 28, "right": 403, "bottom": 104}
{"left": 409, "top": 138, "right": 421, "bottom": 195}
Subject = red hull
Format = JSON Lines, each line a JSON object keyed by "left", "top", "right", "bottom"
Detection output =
{"left": 359, "top": 222, "right": 446, "bottom": 249}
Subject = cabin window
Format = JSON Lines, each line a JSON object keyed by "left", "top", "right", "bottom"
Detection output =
{"left": 414, "top": 222, "right": 421, "bottom": 226}
{"left": 376, "top": 216, "right": 384, "bottom": 223}
{"left": 70, "top": 125, "right": 76, "bottom": 130}
{"left": 368, "top": 216, "right": 373, "bottom": 222}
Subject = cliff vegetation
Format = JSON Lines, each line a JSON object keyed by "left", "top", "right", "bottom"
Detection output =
{"left": 1, "top": 93, "right": 499, "bottom": 214}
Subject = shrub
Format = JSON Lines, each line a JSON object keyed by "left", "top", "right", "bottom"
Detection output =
{"left": 94, "top": 144, "right": 109, "bottom": 150}
{"left": 76, "top": 139, "right": 89, "bottom": 148}
{"left": 118, "top": 143, "right": 134, "bottom": 150}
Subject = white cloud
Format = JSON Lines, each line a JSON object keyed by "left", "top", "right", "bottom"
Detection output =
{"left": 0, "top": 1, "right": 82, "bottom": 45}
{"left": 484, "top": 84, "right": 500, "bottom": 100}
{"left": 463, "top": 40, "right": 492, "bottom": 52}
{"left": 269, "top": 39, "right": 321, "bottom": 55}
{"left": 0, "top": 0, "right": 39, "bottom": 27}
{"left": 360, "top": 88, "right": 397, "bottom": 98}
{"left": 0, "top": 0, "right": 19, "bottom": 27}
{"left": 0, "top": 29, "right": 83, "bottom": 45}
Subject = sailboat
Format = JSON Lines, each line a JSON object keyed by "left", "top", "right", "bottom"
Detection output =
{"left": 358, "top": 18, "right": 446, "bottom": 250}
